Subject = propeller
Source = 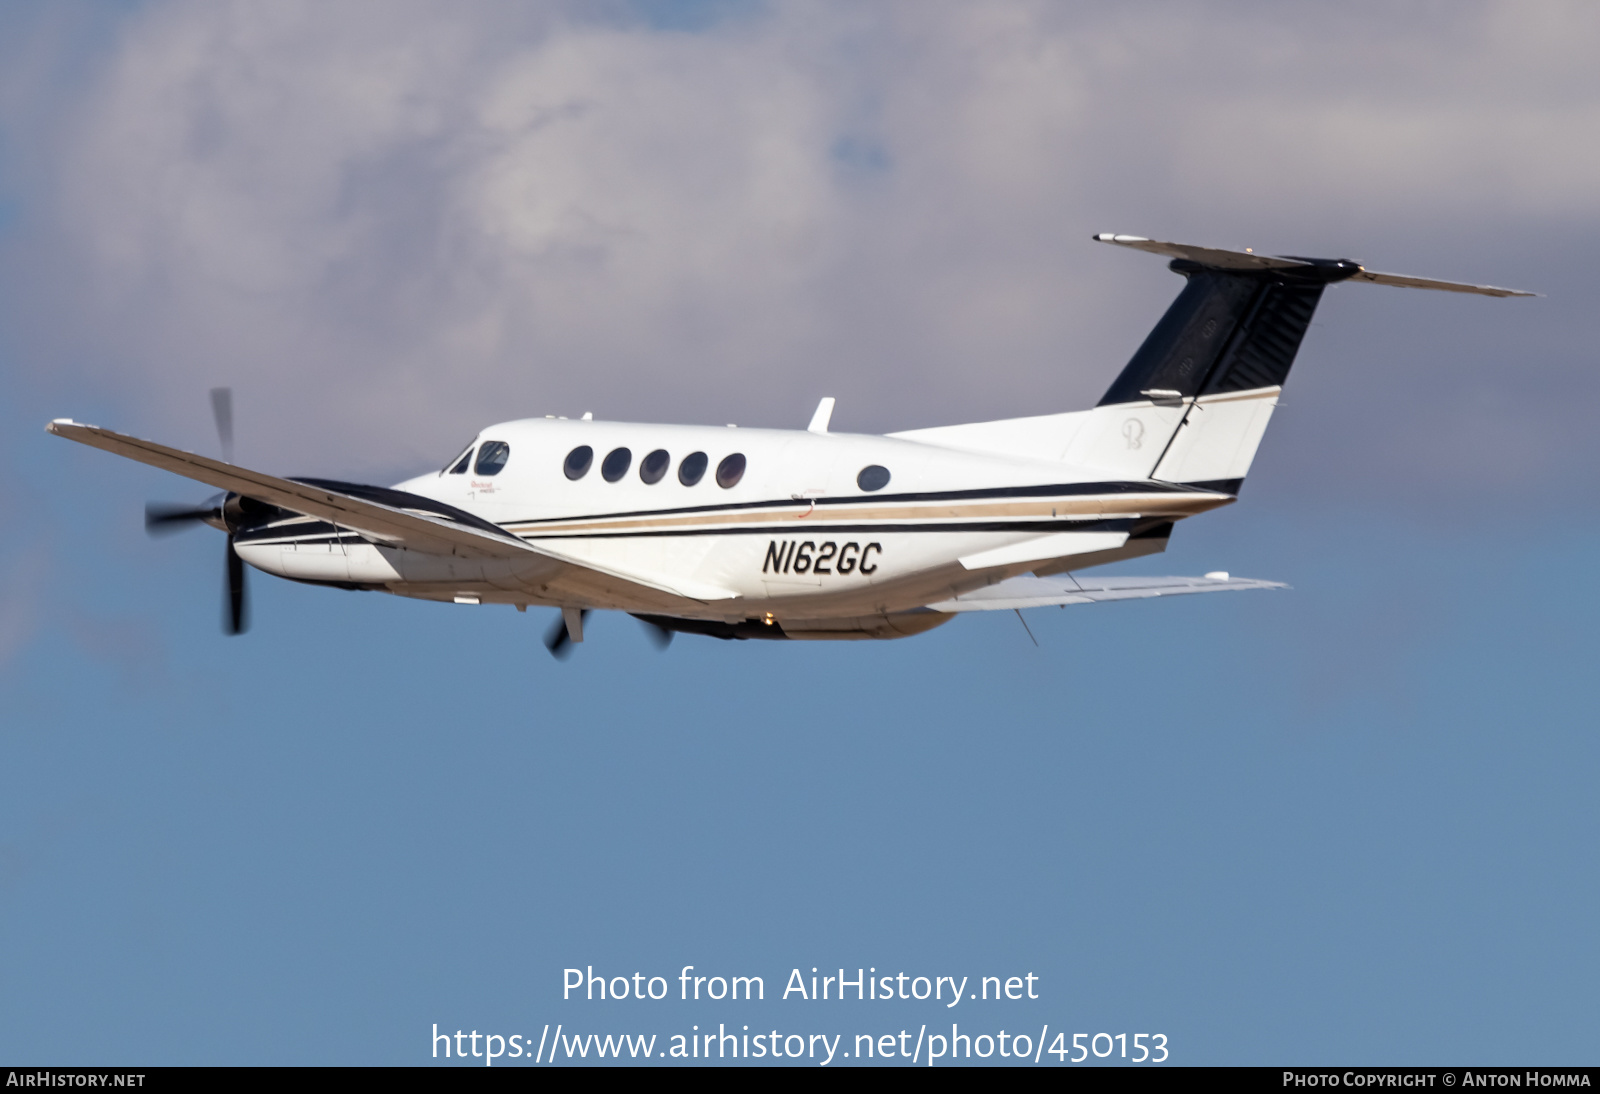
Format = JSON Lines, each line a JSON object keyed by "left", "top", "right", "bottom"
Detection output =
{"left": 145, "top": 387, "right": 250, "bottom": 634}
{"left": 225, "top": 535, "right": 248, "bottom": 635}
{"left": 639, "top": 617, "right": 673, "bottom": 650}
{"left": 210, "top": 386, "right": 234, "bottom": 463}
{"left": 144, "top": 500, "right": 222, "bottom": 536}
{"left": 544, "top": 609, "right": 590, "bottom": 659}
{"left": 543, "top": 611, "right": 675, "bottom": 657}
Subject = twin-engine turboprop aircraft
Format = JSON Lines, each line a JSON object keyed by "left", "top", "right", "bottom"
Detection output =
{"left": 49, "top": 235, "right": 1531, "bottom": 655}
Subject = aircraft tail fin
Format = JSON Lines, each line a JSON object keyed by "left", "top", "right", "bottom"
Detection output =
{"left": 894, "top": 236, "right": 1529, "bottom": 482}
{"left": 1063, "top": 234, "right": 1533, "bottom": 490}
{"left": 1094, "top": 244, "right": 1347, "bottom": 410}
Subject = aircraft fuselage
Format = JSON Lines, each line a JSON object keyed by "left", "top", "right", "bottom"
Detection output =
{"left": 231, "top": 415, "right": 1235, "bottom": 639}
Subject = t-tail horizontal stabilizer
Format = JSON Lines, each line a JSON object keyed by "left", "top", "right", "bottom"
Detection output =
{"left": 926, "top": 573, "right": 1286, "bottom": 613}
{"left": 1093, "top": 234, "right": 1537, "bottom": 298}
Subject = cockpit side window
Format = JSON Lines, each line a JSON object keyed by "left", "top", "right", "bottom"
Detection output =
{"left": 475, "top": 441, "right": 511, "bottom": 476}
{"left": 445, "top": 444, "right": 475, "bottom": 474}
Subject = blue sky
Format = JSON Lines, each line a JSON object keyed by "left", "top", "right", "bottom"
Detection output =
{"left": 2, "top": 0, "right": 1598, "bottom": 1066}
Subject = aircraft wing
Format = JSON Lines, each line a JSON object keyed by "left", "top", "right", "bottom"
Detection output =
{"left": 48, "top": 418, "right": 742, "bottom": 603}
{"left": 49, "top": 419, "right": 537, "bottom": 559}
{"left": 925, "top": 572, "right": 1286, "bottom": 612}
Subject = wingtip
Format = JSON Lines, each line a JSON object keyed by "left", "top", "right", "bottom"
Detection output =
{"left": 45, "top": 418, "right": 77, "bottom": 435}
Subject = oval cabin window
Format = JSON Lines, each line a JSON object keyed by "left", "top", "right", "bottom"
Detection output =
{"left": 639, "top": 448, "right": 670, "bottom": 485}
{"left": 563, "top": 445, "right": 594, "bottom": 480}
{"left": 716, "top": 453, "right": 747, "bottom": 489}
{"left": 678, "top": 451, "right": 708, "bottom": 486}
{"left": 856, "top": 464, "right": 891, "bottom": 492}
{"left": 601, "top": 447, "right": 632, "bottom": 483}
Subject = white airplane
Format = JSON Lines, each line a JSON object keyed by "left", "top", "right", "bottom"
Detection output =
{"left": 48, "top": 235, "right": 1531, "bottom": 655}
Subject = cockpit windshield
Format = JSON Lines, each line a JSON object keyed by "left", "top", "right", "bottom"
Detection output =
{"left": 475, "top": 441, "right": 510, "bottom": 476}
{"left": 442, "top": 443, "right": 474, "bottom": 475}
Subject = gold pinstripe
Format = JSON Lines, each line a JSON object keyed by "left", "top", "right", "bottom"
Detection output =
{"left": 502, "top": 491, "right": 1231, "bottom": 537}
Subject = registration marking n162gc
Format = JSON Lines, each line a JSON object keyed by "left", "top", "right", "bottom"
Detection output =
{"left": 763, "top": 540, "right": 880, "bottom": 576}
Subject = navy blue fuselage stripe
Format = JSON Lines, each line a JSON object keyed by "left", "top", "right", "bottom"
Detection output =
{"left": 231, "top": 479, "right": 1208, "bottom": 547}
{"left": 239, "top": 519, "right": 1141, "bottom": 547}
{"left": 285, "top": 477, "right": 524, "bottom": 541}
{"left": 500, "top": 480, "right": 1212, "bottom": 527}
{"left": 518, "top": 517, "right": 1141, "bottom": 540}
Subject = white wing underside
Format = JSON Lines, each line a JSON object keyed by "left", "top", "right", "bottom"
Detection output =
{"left": 927, "top": 573, "right": 1286, "bottom": 612}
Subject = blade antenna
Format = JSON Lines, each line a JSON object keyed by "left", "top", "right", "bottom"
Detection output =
{"left": 210, "top": 387, "right": 234, "bottom": 463}
{"left": 1014, "top": 608, "right": 1039, "bottom": 647}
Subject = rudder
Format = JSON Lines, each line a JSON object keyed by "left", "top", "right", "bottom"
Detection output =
{"left": 1065, "top": 238, "right": 1361, "bottom": 489}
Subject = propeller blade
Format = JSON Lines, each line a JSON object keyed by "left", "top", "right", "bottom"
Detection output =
{"left": 145, "top": 501, "right": 220, "bottom": 536}
{"left": 639, "top": 617, "right": 674, "bottom": 650}
{"left": 210, "top": 386, "right": 234, "bottom": 464}
{"left": 224, "top": 535, "right": 249, "bottom": 635}
{"left": 544, "top": 609, "right": 590, "bottom": 660}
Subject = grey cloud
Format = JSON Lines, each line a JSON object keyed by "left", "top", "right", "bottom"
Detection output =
{"left": 2, "top": 0, "right": 1595, "bottom": 508}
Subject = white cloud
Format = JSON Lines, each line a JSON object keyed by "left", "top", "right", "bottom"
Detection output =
{"left": 3, "top": 0, "right": 1597, "bottom": 501}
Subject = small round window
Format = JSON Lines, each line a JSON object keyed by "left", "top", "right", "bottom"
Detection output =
{"left": 678, "top": 451, "right": 708, "bottom": 486}
{"left": 563, "top": 445, "right": 593, "bottom": 480}
{"left": 602, "top": 447, "right": 632, "bottom": 483}
{"left": 857, "top": 464, "right": 891, "bottom": 492}
{"left": 716, "top": 453, "right": 747, "bottom": 489}
{"left": 639, "top": 448, "right": 670, "bottom": 485}
{"left": 475, "top": 441, "right": 510, "bottom": 476}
